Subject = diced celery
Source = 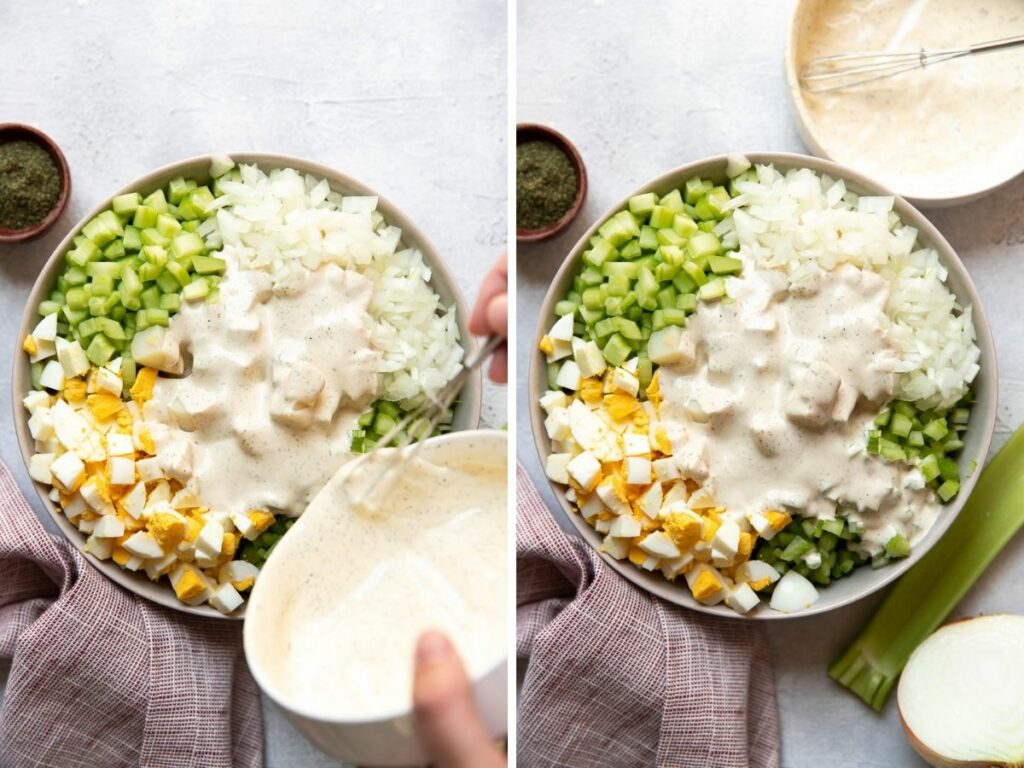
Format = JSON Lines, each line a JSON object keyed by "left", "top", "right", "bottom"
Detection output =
{"left": 122, "top": 225, "right": 142, "bottom": 251}
{"left": 637, "top": 357, "right": 653, "bottom": 391}
{"left": 86, "top": 333, "right": 116, "bottom": 366}
{"left": 676, "top": 293, "right": 698, "bottom": 313}
{"left": 138, "top": 262, "right": 163, "bottom": 282}
{"left": 90, "top": 275, "right": 114, "bottom": 296}
{"left": 38, "top": 300, "right": 61, "bottom": 316}
{"left": 780, "top": 536, "right": 813, "bottom": 562}
{"left": 65, "top": 287, "right": 88, "bottom": 310}
{"left": 132, "top": 205, "right": 159, "bottom": 229}
{"left": 192, "top": 255, "right": 227, "bottom": 275}
{"left": 602, "top": 261, "right": 639, "bottom": 279}
{"left": 140, "top": 286, "right": 162, "bottom": 310}
{"left": 681, "top": 261, "right": 708, "bottom": 287}
{"left": 166, "top": 261, "right": 191, "bottom": 287}
{"left": 708, "top": 254, "right": 742, "bottom": 275}
{"left": 698, "top": 278, "right": 726, "bottom": 300}
{"left": 889, "top": 413, "right": 913, "bottom": 438}
{"left": 554, "top": 300, "right": 577, "bottom": 317}
{"left": 919, "top": 453, "right": 941, "bottom": 482}
{"left": 893, "top": 401, "right": 915, "bottom": 418}
{"left": 170, "top": 231, "right": 205, "bottom": 261}
{"left": 923, "top": 418, "right": 949, "bottom": 442}
{"left": 65, "top": 266, "right": 88, "bottom": 286}
{"left": 648, "top": 205, "right": 675, "bottom": 229}
{"left": 659, "top": 245, "right": 684, "bottom": 266}
{"left": 613, "top": 317, "right": 643, "bottom": 340}
{"left": 141, "top": 228, "right": 170, "bottom": 248}
{"left": 103, "top": 240, "right": 125, "bottom": 260}
{"left": 672, "top": 213, "right": 698, "bottom": 238}
{"left": 121, "top": 355, "right": 136, "bottom": 388}
{"left": 619, "top": 240, "right": 641, "bottom": 260}
{"left": 82, "top": 210, "right": 124, "bottom": 246}
{"left": 142, "top": 189, "right": 169, "bottom": 214}
{"left": 638, "top": 225, "right": 659, "bottom": 252}
{"left": 68, "top": 240, "right": 100, "bottom": 267}
{"left": 182, "top": 278, "right": 210, "bottom": 302}
{"left": 884, "top": 534, "right": 910, "bottom": 559}
{"left": 167, "top": 176, "right": 190, "bottom": 204}
{"left": 156, "top": 212, "right": 183, "bottom": 238}
{"left": 628, "top": 192, "right": 657, "bottom": 217}
{"left": 606, "top": 274, "right": 630, "bottom": 297}
{"left": 687, "top": 230, "right": 721, "bottom": 259}
{"left": 95, "top": 317, "right": 126, "bottom": 340}
{"left": 155, "top": 270, "right": 179, "bottom": 294}
{"left": 656, "top": 228, "right": 684, "bottom": 247}
{"left": 603, "top": 334, "right": 631, "bottom": 366}
{"left": 683, "top": 178, "right": 709, "bottom": 205}
{"left": 654, "top": 262, "right": 679, "bottom": 282}
{"left": 111, "top": 192, "right": 142, "bottom": 216}
{"left": 672, "top": 270, "right": 698, "bottom": 294}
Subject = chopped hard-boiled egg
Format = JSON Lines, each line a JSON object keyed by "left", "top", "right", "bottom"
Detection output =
{"left": 541, "top": 355, "right": 832, "bottom": 616}
{"left": 22, "top": 360, "right": 275, "bottom": 615}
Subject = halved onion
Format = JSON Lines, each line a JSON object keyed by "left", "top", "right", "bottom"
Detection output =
{"left": 898, "top": 614, "right": 1024, "bottom": 766}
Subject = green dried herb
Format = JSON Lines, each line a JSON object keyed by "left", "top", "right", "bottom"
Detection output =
{"left": 0, "top": 140, "right": 61, "bottom": 231}
{"left": 517, "top": 140, "right": 578, "bottom": 231}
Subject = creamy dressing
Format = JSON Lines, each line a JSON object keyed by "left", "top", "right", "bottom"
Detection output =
{"left": 794, "top": 0, "right": 1024, "bottom": 199}
{"left": 149, "top": 262, "right": 380, "bottom": 518}
{"left": 659, "top": 264, "right": 939, "bottom": 552}
{"left": 245, "top": 435, "right": 507, "bottom": 720}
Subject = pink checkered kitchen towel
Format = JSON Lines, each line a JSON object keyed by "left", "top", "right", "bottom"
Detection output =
{"left": 0, "top": 459, "right": 262, "bottom": 768}
{"left": 517, "top": 466, "right": 780, "bottom": 768}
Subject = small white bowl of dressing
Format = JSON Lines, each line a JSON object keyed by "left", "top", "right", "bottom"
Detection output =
{"left": 785, "top": 0, "right": 1024, "bottom": 207}
{"left": 243, "top": 429, "right": 508, "bottom": 767}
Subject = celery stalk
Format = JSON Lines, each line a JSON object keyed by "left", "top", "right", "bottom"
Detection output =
{"left": 829, "top": 426, "right": 1024, "bottom": 710}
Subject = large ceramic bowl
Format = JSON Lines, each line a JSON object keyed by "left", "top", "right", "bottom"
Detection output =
{"left": 530, "top": 151, "right": 998, "bottom": 620}
{"left": 13, "top": 153, "right": 482, "bottom": 620}
{"left": 245, "top": 429, "right": 507, "bottom": 767}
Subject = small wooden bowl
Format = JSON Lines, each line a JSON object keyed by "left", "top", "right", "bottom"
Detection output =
{"left": 516, "top": 123, "right": 587, "bottom": 243}
{"left": 0, "top": 124, "right": 71, "bottom": 243}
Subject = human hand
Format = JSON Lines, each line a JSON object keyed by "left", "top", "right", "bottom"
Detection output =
{"left": 412, "top": 631, "right": 506, "bottom": 768}
{"left": 468, "top": 253, "right": 508, "bottom": 384}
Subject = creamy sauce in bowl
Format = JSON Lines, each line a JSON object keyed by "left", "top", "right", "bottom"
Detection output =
{"left": 244, "top": 430, "right": 507, "bottom": 721}
{"left": 791, "top": 0, "right": 1024, "bottom": 202}
{"left": 148, "top": 260, "right": 380, "bottom": 518}
{"left": 659, "top": 263, "right": 939, "bottom": 552}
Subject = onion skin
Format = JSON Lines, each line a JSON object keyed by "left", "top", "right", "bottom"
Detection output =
{"left": 898, "top": 615, "right": 1024, "bottom": 768}
{"left": 900, "top": 709, "right": 1014, "bottom": 768}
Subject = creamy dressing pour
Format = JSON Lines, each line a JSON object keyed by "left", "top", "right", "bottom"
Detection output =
{"left": 149, "top": 261, "right": 380, "bottom": 518}
{"left": 245, "top": 435, "right": 507, "bottom": 720}
{"left": 659, "top": 263, "right": 939, "bottom": 552}
{"left": 794, "top": 0, "right": 1024, "bottom": 199}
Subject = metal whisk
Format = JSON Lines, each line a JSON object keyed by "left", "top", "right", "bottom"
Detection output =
{"left": 343, "top": 333, "right": 504, "bottom": 512}
{"left": 800, "top": 34, "right": 1024, "bottom": 94}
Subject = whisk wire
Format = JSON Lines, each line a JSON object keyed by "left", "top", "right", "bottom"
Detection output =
{"left": 799, "top": 34, "right": 1024, "bottom": 93}
{"left": 343, "top": 333, "right": 503, "bottom": 510}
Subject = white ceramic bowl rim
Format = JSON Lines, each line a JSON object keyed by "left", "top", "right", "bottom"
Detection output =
{"left": 529, "top": 150, "right": 998, "bottom": 620}
{"left": 243, "top": 428, "right": 509, "bottom": 726}
{"left": 11, "top": 152, "right": 483, "bottom": 620}
{"left": 783, "top": 0, "right": 1024, "bottom": 206}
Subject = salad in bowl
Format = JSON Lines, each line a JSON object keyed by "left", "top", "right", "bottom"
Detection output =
{"left": 531, "top": 153, "right": 995, "bottom": 618}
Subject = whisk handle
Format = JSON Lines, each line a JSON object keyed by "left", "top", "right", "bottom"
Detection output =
{"left": 969, "top": 34, "right": 1024, "bottom": 56}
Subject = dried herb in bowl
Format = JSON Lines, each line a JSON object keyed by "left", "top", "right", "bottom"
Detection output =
{"left": 0, "top": 139, "right": 61, "bottom": 231}
{"left": 517, "top": 139, "right": 578, "bottom": 231}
